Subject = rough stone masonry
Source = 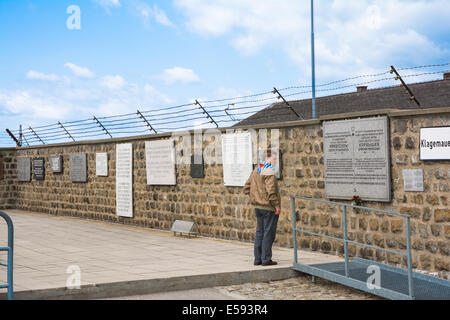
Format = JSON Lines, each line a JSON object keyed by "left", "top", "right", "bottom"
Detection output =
{"left": 0, "top": 108, "right": 449, "bottom": 272}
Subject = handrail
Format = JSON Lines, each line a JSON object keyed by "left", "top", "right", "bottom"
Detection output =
{"left": 291, "top": 195, "right": 414, "bottom": 299}
{"left": 0, "top": 211, "right": 14, "bottom": 300}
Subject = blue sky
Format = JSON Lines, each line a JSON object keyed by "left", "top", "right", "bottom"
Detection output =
{"left": 0, "top": 0, "right": 449, "bottom": 145}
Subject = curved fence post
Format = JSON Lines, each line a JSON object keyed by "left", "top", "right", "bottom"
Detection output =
{"left": 0, "top": 211, "right": 14, "bottom": 300}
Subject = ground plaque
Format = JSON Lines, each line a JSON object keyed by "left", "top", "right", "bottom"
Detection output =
{"left": 222, "top": 132, "right": 253, "bottom": 187}
{"left": 145, "top": 139, "right": 176, "bottom": 185}
{"left": 70, "top": 153, "right": 87, "bottom": 183}
{"left": 33, "top": 158, "right": 45, "bottom": 180}
{"left": 116, "top": 144, "right": 133, "bottom": 218}
{"left": 18, "top": 157, "right": 31, "bottom": 182}
{"left": 50, "top": 156, "right": 63, "bottom": 173}
{"left": 190, "top": 154, "right": 204, "bottom": 178}
{"left": 323, "top": 116, "right": 391, "bottom": 202}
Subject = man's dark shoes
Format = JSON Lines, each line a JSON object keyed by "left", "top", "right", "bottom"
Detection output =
{"left": 262, "top": 260, "right": 277, "bottom": 266}
{"left": 254, "top": 261, "right": 262, "bottom": 266}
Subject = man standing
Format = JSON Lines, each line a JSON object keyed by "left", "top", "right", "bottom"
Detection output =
{"left": 244, "top": 149, "right": 281, "bottom": 266}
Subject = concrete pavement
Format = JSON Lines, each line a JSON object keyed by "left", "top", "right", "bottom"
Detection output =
{"left": 0, "top": 209, "right": 343, "bottom": 299}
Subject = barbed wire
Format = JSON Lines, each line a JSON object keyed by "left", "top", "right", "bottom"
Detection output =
{"left": 1, "top": 65, "right": 448, "bottom": 146}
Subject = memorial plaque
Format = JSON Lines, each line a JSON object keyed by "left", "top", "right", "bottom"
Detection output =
{"left": 145, "top": 139, "right": 176, "bottom": 185}
{"left": 33, "top": 158, "right": 45, "bottom": 180}
{"left": 116, "top": 144, "right": 133, "bottom": 218}
{"left": 18, "top": 157, "right": 31, "bottom": 182}
{"left": 50, "top": 156, "right": 63, "bottom": 173}
{"left": 222, "top": 132, "right": 253, "bottom": 187}
{"left": 70, "top": 153, "right": 87, "bottom": 183}
{"left": 96, "top": 153, "right": 108, "bottom": 176}
{"left": 402, "top": 169, "right": 424, "bottom": 192}
{"left": 324, "top": 116, "right": 391, "bottom": 202}
{"left": 190, "top": 155, "right": 204, "bottom": 178}
{"left": 0, "top": 156, "right": 3, "bottom": 180}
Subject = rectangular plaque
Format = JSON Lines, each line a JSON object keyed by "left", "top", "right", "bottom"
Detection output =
{"left": 50, "top": 156, "right": 63, "bottom": 173}
{"left": 145, "top": 139, "right": 176, "bottom": 185}
{"left": 420, "top": 127, "right": 450, "bottom": 160}
{"left": 18, "top": 157, "right": 31, "bottom": 182}
{"left": 402, "top": 169, "right": 424, "bottom": 192}
{"left": 33, "top": 158, "right": 45, "bottom": 180}
{"left": 0, "top": 156, "right": 3, "bottom": 180}
{"left": 324, "top": 116, "right": 391, "bottom": 202}
{"left": 222, "top": 132, "right": 253, "bottom": 187}
{"left": 190, "top": 155, "right": 204, "bottom": 178}
{"left": 116, "top": 144, "right": 133, "bottom": 218}
{"left": 70, "top": 153, "right": 87, "bottom": 183}
{"left": 96, "top": 153, "right": 108, "bottom": 176}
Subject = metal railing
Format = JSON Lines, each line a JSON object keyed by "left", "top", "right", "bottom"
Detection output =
{"left": 291, "top": 196, "right": 414, "bottom": 299}
{"left": 0, "top": 211, "right": 14, "bottom": 300}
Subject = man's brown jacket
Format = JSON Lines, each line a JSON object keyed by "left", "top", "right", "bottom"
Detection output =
{"left": 243, "top": 166, "right": 281, "bottom": 211}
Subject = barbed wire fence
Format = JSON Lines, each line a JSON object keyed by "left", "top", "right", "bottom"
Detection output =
{"left": 1, "top": 63, "right": 449, "bottom": 147}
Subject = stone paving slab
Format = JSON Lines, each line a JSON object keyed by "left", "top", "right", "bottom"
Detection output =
{"left": 0, "top": 209, "right": 343, "bottom": 299}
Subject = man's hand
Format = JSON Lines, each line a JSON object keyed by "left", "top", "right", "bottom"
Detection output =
{"left": 275, "top": 207, "right": 281, "bottom": 215}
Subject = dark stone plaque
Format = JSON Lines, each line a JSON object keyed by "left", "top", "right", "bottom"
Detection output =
{"left": 18, "top": 157, "right": 31, "bottom": 182}
{"left": 190, "top": 155, "right": 204, "bottom": 178}
{"left": 33, "top": 158, "right": 45, "bottom": 180}
{"left": 50, "top": 155, "right": 63, "bottom": 173}
{"left": 0, "top": 156, "right": 3, "bottom": 180}
{"left": 70, "top": 153, "right": 87, "bottom": 183}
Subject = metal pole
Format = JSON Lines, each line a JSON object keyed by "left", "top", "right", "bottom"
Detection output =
{"left": 291, "top": 196, "right": 298, "bottom": 264}
{"left": 0, "top": 211, "right": 14, "bottom": 300}
{"left": 406, "top": 216, "right": 415, "bottom": 299}
{"left": 311, "top": 0, "right": 317, "bottom": 119}
{"left": 343, "top": 206, "right": 349, "bottom": 277}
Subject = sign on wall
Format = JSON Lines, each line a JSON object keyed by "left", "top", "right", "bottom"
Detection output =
{"left": 70, "top": 154, "right": 87, "bottom": 182}
{"left": 116, "top": 143, "right": 133, "bottom": 218}
{"left": 222, "top": 132, "right": 253, "bottom": 187}
{"left": 323, "top": 116, "right": 391, "bottom": 202}
{"left": 145, "top": 139, "right": 176, "bottom": 185}
{"left": 18, "top": 157, "right": 31, "bottom": 182}
{"left": 33, "top": 158, "right": 45, "bottom": 180}
{"left": 96, "top": 153, "right": 108, "bottom": 176}
{"left": 402, "top": 169, "right": 424, "bottom": 192}
{"left": 420, "top": 127, "right": 450, "bottom": 160}
{"left": 50, "top": 156, "right": 63, "bottom": 173}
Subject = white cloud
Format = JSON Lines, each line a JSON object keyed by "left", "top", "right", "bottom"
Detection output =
{"left": 160, "top": 67, "right": 200, "bottom": 84}
{"left": 131, "top": 1, "right": 174, "bottom": 27}
{"left": 174, "top": 0, "right": 450, "bottom": 82}
{"left": 26, "top": 70, "right": 60, "bottom": 82}
{"left": 93, "top": 0, "right": 121, "bottom": 9}
{"left": 64, "top": 62, "right": 95, "bottom": 78}
{"left": 100, "top": 75, "right": 127, "bottom": 90}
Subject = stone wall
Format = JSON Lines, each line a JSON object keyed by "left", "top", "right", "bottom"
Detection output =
{"left": 0, "top": 149, "right": 17, "bottom": 210}
{"left": 2, "top": 108, "right": 450, "bottom": 272}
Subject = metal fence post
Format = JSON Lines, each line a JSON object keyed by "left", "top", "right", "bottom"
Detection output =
{"left": 406, "top": 216, "right": 414, "bottom": 299}
{"left": 0, "top": 211, "right": 14, "bottom": 300}
{"left": 343, "top": 205, "right": 349, "bottom": 278}
{"left": 291, "top": 196, "right": 298, "bottom": 264}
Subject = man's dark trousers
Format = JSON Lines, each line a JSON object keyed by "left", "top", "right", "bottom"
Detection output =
{"left": 254, "top": 208, "right": 279, "bottom": 264}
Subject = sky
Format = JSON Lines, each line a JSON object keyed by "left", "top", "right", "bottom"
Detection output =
{"left": 0, "top": 0, "right": 449, "bottom": 145}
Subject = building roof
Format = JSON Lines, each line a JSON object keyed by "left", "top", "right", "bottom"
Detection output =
{"left": 235, "top": 76, "right": 450, "bottom": 126}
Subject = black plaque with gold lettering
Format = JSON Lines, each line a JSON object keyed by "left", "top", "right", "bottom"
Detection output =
{"left": 33, "top": 158, "right": 45, "bottom": 180}
{"left": 190, "top": 155, "right": 204, "bottom": 178}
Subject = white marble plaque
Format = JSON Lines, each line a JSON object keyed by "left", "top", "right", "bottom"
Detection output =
{"left": 145, "top": 139, "right": 176, "bottom": 185}
{"left": 116, "top": 144, "right": 133, "bottom": 218}
{"left": 324, "top": 116, "right": 391, "bottom": 202}
{"left": 18, "top": 157, "right": 31, "bottom": 182}
{"left": 402, "top": 169, "right": 424, "bottom": 192}
{"left": 96, "top": 153, "right": 108, "bottom": 177}
{"left": 50, "top": 156, "right": 63, "bottom": 173}
{"left": 222, "top": 132, "right": 253, "bottom": 187}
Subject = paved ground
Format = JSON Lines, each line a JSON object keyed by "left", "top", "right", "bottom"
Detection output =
{"left": 0, "top": 209, "right": 345, "bottom": 299}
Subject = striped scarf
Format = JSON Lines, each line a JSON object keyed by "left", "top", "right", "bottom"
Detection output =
{"left": 257, "top": 162, "right": 273, "bottom": 174}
